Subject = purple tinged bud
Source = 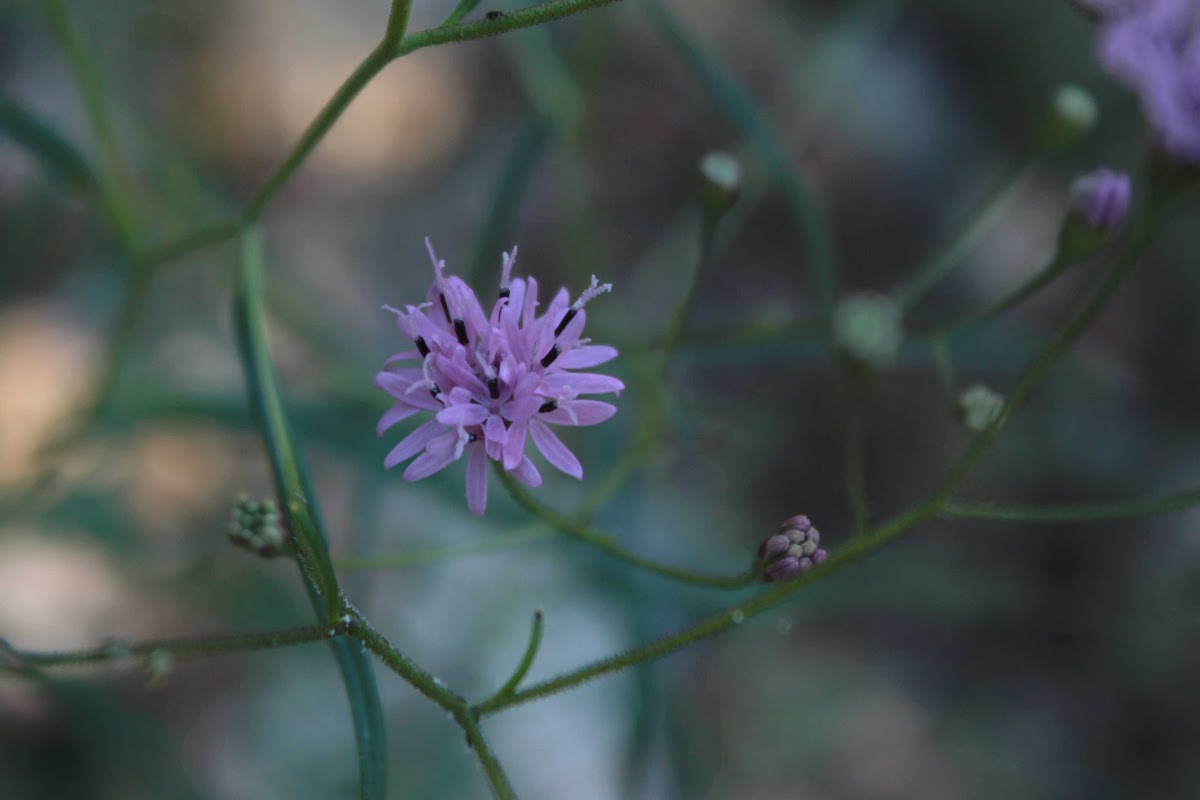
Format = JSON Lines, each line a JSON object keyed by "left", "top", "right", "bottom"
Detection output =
{"left": 1070, "top": 167, "right": 1133, "bottom": 230}
{"left": 758, "top": 514, "right": 828, "bottom": 582}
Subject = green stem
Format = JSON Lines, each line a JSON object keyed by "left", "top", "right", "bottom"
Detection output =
{"left": 349, "top": 612, "right": 465, "bottom": 710}
{"left": 929, "top": 335, "right": 958, "bottom": 403}
{"left": 138, "top": 220, "right": 240, "bottom": 267}
{"left": 480, "top": 610, "right": 545, "bottom": 706}
{"left": 454, "top": 709, "right": 519, "bottom": 800}
{"left": 643, "top": 0, "right": 837, "bottom": 309}
{"left": 911, "top": 248, "right": 1075, "bottom": 338}
{"left": 842, "top": 365, "right": 870, "bottom": 536}
{"left": 497, "top": 468, "right": 754, "bottom": 589}
{"left": 398, "top": 0, "right": 626, "bottom": 54}
{"left": 660, "top": 211, "right": 718, "bottom": 366}
{"left": 385, "top": 0, "right": 415, "bottom": 44}
{"left": 893, "top": 156, "right": 1040, "bottom": 310}
{"left": 42, "top": 0, "right": 138, "bottom": 250}
{"left": 941, "top": 486, "right": 1200, "bottom": 523}
{"left": 244, "top": 42, "right": 395, "bottom": 221}
{"left": 2, "top": 623, "right": 334, "bottom": 673}
{"left": 478, "top": 201, "right": 1162, "bottom": 717}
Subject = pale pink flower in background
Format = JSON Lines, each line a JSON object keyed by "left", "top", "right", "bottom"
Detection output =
{"left": 376, "top": 240, "right": 622, "bottom": 515}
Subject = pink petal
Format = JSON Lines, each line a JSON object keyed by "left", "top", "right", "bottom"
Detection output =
{"left": 402, "top": 431, "right": 461, "bottom": 481}
{"left": 530, "top": 420, "right": 582, "bottom": 479}
{"left": 384, "top": 418, "right": 444, "bottom": 469}
{"left": 503, "top": 418, "right": 528, "bottom": 470}
{"left": 541, "top": 400, "right": 617, "bottom": 427}
{"left": 541, "top": 372, "right": 624, "bottom": 396}
{"left": 377, "top": 404, "right": 419, "bottom": 436}
{"left": 557, "top": 345, "right": 618, "bottom": 369}
{"left": 375, "top": 369, "right": 424, "bottom": 397}
{"left": 465, "top": 442, "right": 489, "bottom": 515}
{"left": 436, "top": 404, "right": 489, "bottom": 427}
{"left": 510, "top": 455, "right": 542, "bottom": 487}
{"left": 483, "top": 415, "right": 507, "bottom": 460}
{"left": 383, "top": 350, "right": 420, "bottom": 367}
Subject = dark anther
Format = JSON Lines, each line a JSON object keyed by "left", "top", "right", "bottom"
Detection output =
{"left": 430, "top": 383, "right": 441, "bottom": 397}
{"left": 488, "top": 377, "right": 500, "bottom": 399}
{"left": 498, "top": 287, "right": 510, "bottom": 300}
{"left": 485, "top": 10, "right": 505, "bottom": 20}
{"left": 538, "top": 399, "right": 558, "bottom": 414}
{"left": 439, "top": 293, "right": 452, "bottom": 323}
{"left": 553, "top": 309, "right": 577, "bottom": 337}
{"left": 467, "top": 433, "right": 478, "bottom": 443}
{"left": 454, "top": 319, "right": 469, "bottom": 345}
{"left": 415, "top": 336, "right": 430, "bottom": 357}
{"left": 540, "top": 344, "right": 561, "bottom": 368}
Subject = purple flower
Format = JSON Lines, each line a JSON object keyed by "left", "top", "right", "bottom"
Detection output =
{"left": 1086, "top": 0, "right": 1200, "bottom": 162}
{"left": 376, "top": 240, "right": 623, "bottom": 515}
{"left": 1070, "top": 166, "right": 1133, "bottom": 229}
{"left": 757, "top": 515, "right": 828, "bottom": 583}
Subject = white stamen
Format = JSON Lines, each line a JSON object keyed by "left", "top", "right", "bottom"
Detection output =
{"left": 500, "top": 246, "right": 518, "bottom": 290}
{"left": 425, "top": 237, "right": 447, "bottom": 287}
{"left": 571, "top": 275, "right": 613, "bottom": 311}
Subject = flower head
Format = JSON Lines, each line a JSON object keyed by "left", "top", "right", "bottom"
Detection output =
{"left": 1085, "top": 0, "right": 1200, "bottom": 162}
{"left": 376, "top": 240, "right": 623, "bottom": 515}
{"left": 757, "top": 515, "right": 828, "bottom": 583}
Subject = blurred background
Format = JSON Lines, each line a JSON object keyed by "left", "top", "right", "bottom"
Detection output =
{"left": 2, "top": 0, "right": 1200, "bottom": 798}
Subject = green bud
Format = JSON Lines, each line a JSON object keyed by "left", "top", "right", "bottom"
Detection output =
{"left": 959, "top": 383, "right": 1005, "bottom": 432}
{"left": 698, "top": 151, "right": 742, "bottom": 219}
{"left": 833, "top": 293, "right": 904, "bottom": 369}
{"left": 1041, "top": 84, "right": 1097, "bottom": 151}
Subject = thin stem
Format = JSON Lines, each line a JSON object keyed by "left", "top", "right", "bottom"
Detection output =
{"left": 42, "top": 0, "right": 138, "bottom": 250}
{"left": 911, "top": 248, "right": 1075, "bottom": 338}
{"left": 660, "top": 211, "right": 718, "bottom": 366}
{"left": 893, "top": 156, "right": 1040, "bottom": 310}
{"left": 454, "top": 709, "right": 519, "bottom": 800}
{"left": 244, "top": 42, "right": 395, "bottom": 221}
{"left": 397, "top": 0, "right": 626, "bottom": 55}
{"left": 842, "top": 365, "right": 870, "bottom": 536}
{"left": 384, "top": 0, "right": 415, "bottom": 45}
{"left": 929, "top": 335, "right": 959, "bottom": 403}
{"left": 643, "top": 0, "right": 838, "bottom": 310}
{"left": 138, "top": 220, "right": 240, "bottom": 267}
{"left": 497, "top": 468, "right": 754, "bottom": 589}
{"left": 349, "top": 612, "right": 465, "bottom": 711}
{"left": 941, "top": 486, "right": 1200, "bottom": 523}
{"left": 478, "top": 200, "right": 1164, "bottom": 717}
{"left": 1, "top": 623, "right": 333, "bottom": 673}
{"left": 480, "top": 610, "right": 545, "bottom": 707}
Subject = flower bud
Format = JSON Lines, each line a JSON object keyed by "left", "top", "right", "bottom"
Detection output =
{"left": 698, "top": 152, "right": 742, "bottom": 219}
{"left": 757, "top": 515, "right": 828, "bottom": 583}
{"left": 958, "top": 383, "right": 1005, "bottom": 432}
{"left": 228, "top": 494, "right": 290, "bottom": 558}
{"left": 833, "top": 293, "right": 903, "bottom": 369}
{"left": 1055, "top": 167, "right": 1132, "bottom": 261}
{"left": 1041, "top": 84, "right": 1098, "bottom": 150}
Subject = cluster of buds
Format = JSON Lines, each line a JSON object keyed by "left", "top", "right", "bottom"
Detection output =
{"left": 228, "top": 494, "right": 289, "bottom": 558}
{"left": 757, "top": 515, "right": 828, "bottom": 583}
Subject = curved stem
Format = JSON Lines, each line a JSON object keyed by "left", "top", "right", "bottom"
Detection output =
{"left": 478, "top": 202, "right": 1162, "bottom": 717}
{"left": 497, "top": 468, "right": 755, "bottom": 590}
{"left": 911, "top": 248, "right": 1075, "bottom": 338}
{"left": 398, "top": 0, "right": 626, "bottom": 55}
{"left": 940, "top": 486, "right": 1200, "bottom": 523}
{"left": 893, "top": 156, "right": 1040, "bottom": 310}
{"left": 480, "top": 610, "right": 545, "bottom": 707}
{"left": 1, "top": 623, "right": 334, "bottom": 673}
{"left": 643, "top": 0, "right": 838, "bottom": 309}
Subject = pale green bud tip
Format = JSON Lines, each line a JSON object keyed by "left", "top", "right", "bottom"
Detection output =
{"left": 227, "top": 493, "right": 290, "bottom": 557}
{"left": 832, "top": 293, "right": 904, "bottom": 368}
{"left": 959, "top": 383, "right": 1005, "bottom": 432}
{"left": 698, "top": 151, "right": 742, "bottom": 216}
{"left": 1042, "top": 84, "right": 1098, "bottom": 149}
